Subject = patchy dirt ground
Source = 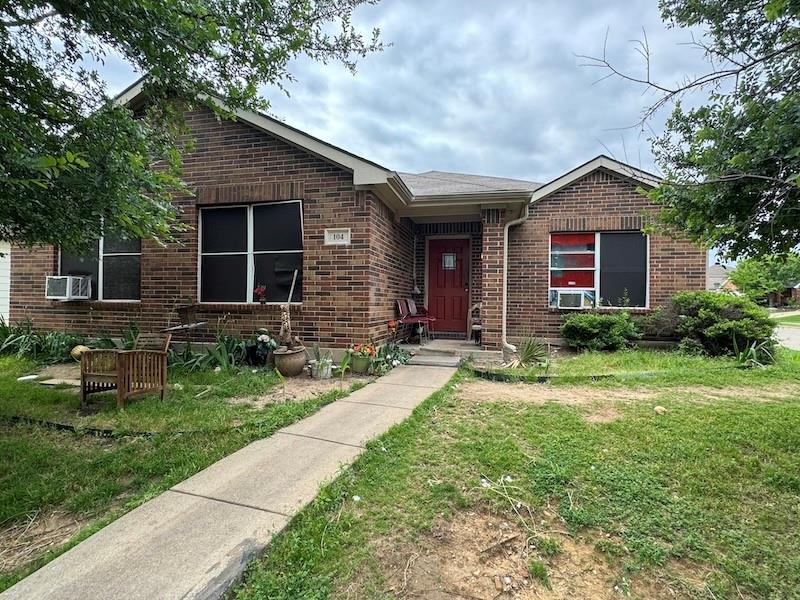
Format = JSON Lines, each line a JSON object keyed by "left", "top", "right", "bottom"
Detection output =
{"left": 0, "top": 510, "right": 89, "bottom": 573}
{"left": 229, "top": 374, "right": 374, "bottom": 408}
{"left": 460, "top": 379, "right": 800, "bottom": 411}
{"left": 36, "top": 362, "right": 80, "bottom": 381}
{"left": 380, "top": 510, "right": 706, "bottom": 600}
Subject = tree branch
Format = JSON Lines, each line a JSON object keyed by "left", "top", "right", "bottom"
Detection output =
{"left": 1, "top": 9, "right": 58, "bottom": 28}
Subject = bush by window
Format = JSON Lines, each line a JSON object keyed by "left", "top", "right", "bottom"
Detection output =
{"left": 560, "top": 311, "right": 642, "bottom": 351}
{"left": 670, "top": 291, "right": 775, "bottom": 356}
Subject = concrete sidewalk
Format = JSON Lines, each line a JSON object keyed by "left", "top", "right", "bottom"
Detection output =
{"left": 1, "top": 365, "right": 456, "bottom": 600}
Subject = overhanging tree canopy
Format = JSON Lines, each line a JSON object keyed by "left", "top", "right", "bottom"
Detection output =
{"left": 0, "top": 0, "right": 382, "bottom": 252}
{"left": 582, "top": 0, "right": 800, "bottom": 260}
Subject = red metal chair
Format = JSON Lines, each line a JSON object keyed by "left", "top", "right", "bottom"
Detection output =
{"left": 396, "top": 299, "right": 436, "bottom": 343}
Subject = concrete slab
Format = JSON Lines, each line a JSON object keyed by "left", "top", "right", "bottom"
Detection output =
{"left": 777, "top": 325, "right": 800, "bottom": 350}
{"left": 281, "top": 399, "right": 412, "bottom": 447}
{"left": 341, "top": 382, "right": 434, "bottom": 410}
{"left": 173, "top": 434, "right": 361, "bottom": 515}
{"left": 0, "top": 491, "right": 287, "bottom": 600}
{"left": 378, "top": 364, "right": 456, "bottom": 389}
{"left": 408, "top": 355, "right": 461, "bottom": 368}
{"left": 38, "top": 378, "right": 80, "bottom": 386}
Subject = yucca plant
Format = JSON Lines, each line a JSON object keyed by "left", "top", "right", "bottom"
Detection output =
{"left": 504, "top": 336, "right": 549, "bottom": 369}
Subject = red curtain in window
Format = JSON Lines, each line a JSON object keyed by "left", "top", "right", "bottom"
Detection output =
{"left": 551, "top": 233, "right": 595, "bottom": 252}
{"left": 550, "top": 270, "right": 595, "bottom": 288}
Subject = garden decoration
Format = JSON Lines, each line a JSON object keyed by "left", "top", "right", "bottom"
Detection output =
{"left": 273, "top": 270, "right": 307, "bottom": 376}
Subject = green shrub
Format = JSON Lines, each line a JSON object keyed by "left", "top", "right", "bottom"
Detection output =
{"left": 670, "top": 291, "right": 775, "bottom": 356}
{"left": 677, "top": 336, "right": 706, "bottom": 356}
{"left": 561, "top": 312, "right": 641, "bottom": 351}
{"left": 0, "top": 318, "right": 85, "bottom": 363}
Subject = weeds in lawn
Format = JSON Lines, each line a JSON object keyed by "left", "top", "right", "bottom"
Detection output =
{"left": 527, "top": 558, "right": 551, "bottom": 588}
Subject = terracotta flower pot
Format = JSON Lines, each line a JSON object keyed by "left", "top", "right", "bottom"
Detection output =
{"left": 351, "top": 355, "right": 372, "bottom": 374}
{"left": 273, "top": 347, "right": 307, "bottom": 377}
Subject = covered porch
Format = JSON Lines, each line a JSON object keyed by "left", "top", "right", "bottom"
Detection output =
{"left": 391, "top": 170, "right": 538, "bottom": 351}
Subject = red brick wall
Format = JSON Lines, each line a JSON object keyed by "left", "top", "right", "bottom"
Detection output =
{"left": 481, "top": 208, "right": 507, "bottom": 350}
{"left": 506, "top": 169, "right": 707, "bottom": 341}
{"left": 10, "top": 108, "right": 405, "bottom": 347}
{"left": 366, "top": 194, "right": 414, "bottom": 343}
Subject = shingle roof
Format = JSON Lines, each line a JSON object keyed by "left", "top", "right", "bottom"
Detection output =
{"left": 398, "top": 170, "right": 541, "bottom": 196}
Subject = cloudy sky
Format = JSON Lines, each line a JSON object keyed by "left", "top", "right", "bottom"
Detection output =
{"left": 103, "top": 0, "right": 709, "bottom": 184}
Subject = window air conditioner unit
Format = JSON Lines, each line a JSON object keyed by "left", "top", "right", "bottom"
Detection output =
{"left": 45, "top": 276, "right": 92, "bottom": 301}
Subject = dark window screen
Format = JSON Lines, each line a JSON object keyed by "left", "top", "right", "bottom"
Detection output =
{"left": 201, "top": 255, "right": 248, "bottom": 302}
{"left": 102, "top": 256, "right": 141, "bottom": 300}
{"left": 60, "top": 241, "right": 100, "bottom": 300}
{"left": 103, "top": 236, "right": 141, "bottom": 254}
{"left": 253, "top": 203, "right": 303, "bottom": 251}
{"left": 599, "top": 233, "right": 647, "bottom": 307}
{"left": 254, "top": 252, "right": 303, "bottom": 302}
{"left": 202, "top": 207, "right": 248, "bottom": 253}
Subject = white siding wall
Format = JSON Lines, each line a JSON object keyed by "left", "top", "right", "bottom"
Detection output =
{"left": 0, "top": 242, "right": 10, "bottom": 322}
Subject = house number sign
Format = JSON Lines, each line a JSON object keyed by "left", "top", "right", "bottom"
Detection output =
{"left": 324, "top": 228, "right": 351, "bottom": 246}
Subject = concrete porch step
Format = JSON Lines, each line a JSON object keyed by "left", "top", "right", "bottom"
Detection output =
{"left": 407, "top": 355, "right": 462, "bottom": 367}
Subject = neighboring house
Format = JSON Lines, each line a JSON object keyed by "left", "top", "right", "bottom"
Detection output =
{"left": 8, "top": 79, "right": 706, "bottom": 350}
{"left": 706, "top": 263, "right": 729, "bottom": 291}
{"left": 0, "top": 241, "right": 10, "bottom": 322}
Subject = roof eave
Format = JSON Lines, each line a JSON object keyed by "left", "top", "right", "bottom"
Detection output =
{"left": 530, "top": 155, "right": 661, "bottom": 204}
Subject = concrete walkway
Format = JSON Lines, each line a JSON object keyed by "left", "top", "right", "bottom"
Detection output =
{"left": 1, "top": 365, "right": 456, "bottom": 600}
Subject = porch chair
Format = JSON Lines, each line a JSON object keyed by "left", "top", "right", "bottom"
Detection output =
{"left": 80, "top": 333, "right": 172, "bottom": 409}
{"left": 396, "top": 299, "right": 436, "bottom": 344}
{"left": 467, "top": 302, "right": 482, "bottom": 345}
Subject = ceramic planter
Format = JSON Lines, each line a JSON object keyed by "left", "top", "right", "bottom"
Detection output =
{"left": 273, "top": 347, "right": 307, "bottom": 377}
{"left": 350, "top": 354, "right": 372, "bottom": 374}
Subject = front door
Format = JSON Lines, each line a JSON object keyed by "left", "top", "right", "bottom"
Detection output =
{"left": 428, "top": 238, "right": 469, "bottom": 333}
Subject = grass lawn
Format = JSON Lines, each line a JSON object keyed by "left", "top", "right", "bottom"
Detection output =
{"left": 774, "top": 313, "right": 800, "bottom": 326}
{"left": 0, "top": 356, "right": 362, "bottom": 591}
{"left": 234, "top": 349, "right": 800, "bottom": 599}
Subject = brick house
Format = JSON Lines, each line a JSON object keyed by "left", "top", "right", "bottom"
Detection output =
{"left": 9, "top": 80, "right": 706, "bottom": 352}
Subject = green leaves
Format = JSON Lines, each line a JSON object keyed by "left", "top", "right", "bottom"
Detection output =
{"left": 0, "top": 0, "right": 383, "bottom": 249}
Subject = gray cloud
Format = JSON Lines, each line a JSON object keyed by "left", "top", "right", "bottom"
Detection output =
{"left": 104, "top": 0, "right": 710, "bottom": 182}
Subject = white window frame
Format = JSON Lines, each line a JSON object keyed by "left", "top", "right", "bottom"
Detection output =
{"left": 548, "top": 232, "right": 649, "bottom": 310}
{"left": 198, "top": 200, "right": 304, "bottom": 305}
{"left": 58, "top": 237, "right": 141, "bottom": 303}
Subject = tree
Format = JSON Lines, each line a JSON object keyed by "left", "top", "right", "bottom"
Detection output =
{"left": 581, "top": 0, "right": 800, "bottom": 260}
{"left": 729, "top": 252, "right": 800, "bottom": 301}
{"left": 0, "top": 1, "right": 382, "bottom": 252}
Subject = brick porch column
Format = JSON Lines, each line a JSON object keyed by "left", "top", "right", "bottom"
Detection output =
{"left": 480, "top": 208, "right": 506, "bottom": 350}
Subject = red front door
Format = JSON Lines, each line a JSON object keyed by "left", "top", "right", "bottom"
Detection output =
{"left": 428, "top": 238, "right": 469, "bottom": 333}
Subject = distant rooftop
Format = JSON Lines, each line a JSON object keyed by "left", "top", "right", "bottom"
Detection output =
{"left": 398, "top": 170, "right": 541, "bottom": 196}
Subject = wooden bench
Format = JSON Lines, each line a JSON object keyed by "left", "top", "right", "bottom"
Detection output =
{"left": 80, "top": 333, "right": 171, "bottom": 409}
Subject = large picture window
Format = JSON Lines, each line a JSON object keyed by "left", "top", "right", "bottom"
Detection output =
{"left": 59, "top": 236, "right": 141, "bottom": 301}
{"left": 549, "top": 232, "right": 647, "bottom": 309}
{"left": 199, "top": 201, "right": 303, "bottom": 303}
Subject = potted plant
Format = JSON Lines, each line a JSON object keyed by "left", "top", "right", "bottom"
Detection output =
{"left": 273, "top": 271, "right": 307, "bottom": 376}
{"left": 309, "top": 343, "right": 333, "bottom": 379}
{"left": 247, "top": 329, "right": 277, "bottom": 366}
{"left": 349, "top": 342, "right": 376, "bottom": 374}
{"left": 175, "top": 297, "right": 197, "bottom": 325}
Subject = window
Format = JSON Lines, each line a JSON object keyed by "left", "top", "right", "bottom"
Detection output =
{"left": 199, "top": 201, "right": 303, "bottom": 303}
{"left": 549, "top": 232, "right": 647, "bottom": 309}
{"left": 59, "top": 236, "right": 141, "bottom": 301}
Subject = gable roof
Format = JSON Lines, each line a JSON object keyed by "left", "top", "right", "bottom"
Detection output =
{"left": 398, "top": 171, "right": 541, "bottom": 197}
{"left": 114, "top": 77, "right": 394, "bottom": 188}
{"left": 530, "top": 155, "right": 660, "bottom": 204}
